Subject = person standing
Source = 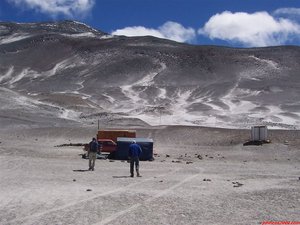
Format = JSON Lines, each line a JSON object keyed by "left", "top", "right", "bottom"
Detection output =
{"left": 128, "top": 140, "right": 142, "bottom": 177}
{"left": 88, "top": 137, "right": 99, "bottom": 171}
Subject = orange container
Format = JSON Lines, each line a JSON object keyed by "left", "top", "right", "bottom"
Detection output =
{"left": 97, "top": 130, "right": 136, "bottom": 142}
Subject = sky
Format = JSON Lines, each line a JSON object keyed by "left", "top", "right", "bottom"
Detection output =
{"left": 0, "top": 0, "right": 300, "bottom": 47}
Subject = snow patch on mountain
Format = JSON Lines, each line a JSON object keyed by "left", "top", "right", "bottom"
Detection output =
{"left": 249, "top": 55, "right": 279, "bottom": 70}
{"left": 0, "top": 67, "right": 14, "bottom": 83}
{"left": 0, "top": 33, "right": 32, "bottom": 44}
{"left": 133, "top": 63, "right": 166, "bottom": 86}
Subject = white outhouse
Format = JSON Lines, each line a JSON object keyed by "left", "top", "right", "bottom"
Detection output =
{"left": 251, "top": 126, "right": 268, "bottom": 141}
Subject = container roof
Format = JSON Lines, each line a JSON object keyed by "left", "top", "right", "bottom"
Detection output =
{"left": 117, "top": 137, "right": 153, "bottom": 143}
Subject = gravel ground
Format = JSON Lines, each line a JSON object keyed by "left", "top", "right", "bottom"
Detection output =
{"left": 0, "top": 126, "right": 299, "bottom": 225}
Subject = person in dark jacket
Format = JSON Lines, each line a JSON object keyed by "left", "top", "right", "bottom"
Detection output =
{"left": 88, "top": 138, "right": 99, "bottom": 171}
{"left": 128, "top": 140, "right": 142, "bottom": 177}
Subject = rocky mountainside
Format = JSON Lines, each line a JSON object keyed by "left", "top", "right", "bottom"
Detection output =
{"left": 0, "top": 20, "right": 300, "bottom": 129}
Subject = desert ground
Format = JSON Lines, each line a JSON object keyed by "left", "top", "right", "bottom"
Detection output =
{"left": 0, "top": 125, "right": 299, "bottom": 225}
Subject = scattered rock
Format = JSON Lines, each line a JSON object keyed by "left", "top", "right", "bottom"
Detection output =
{"left": 159, "top": 180, "right": 163, "bottom": 182}
{"left": 209, "top": 156, "right": 214, "bottom": 159}
{"left": 203, "top": 178, "right": 211, "bottom": 182}
{"left": 232, "top": 181, "right": 243, "bottom": 187}
{"left": 197, "top": 155, "right": 203, "bottom": 160}
{"left": 73, "top": 179, "right": 76, "bottom": 182}
{"left": 284, "top": 140, "right": 289, "bottom": 145}
{"left": 186, "top": 161, "right": 193, "bottom": 164}
{"left": 109, "top": 160, "right": 115, "bottom": 162}
{"left": 298, "top": 177, "right": 300, "bottom": 181}
{"left": 205, "top": 155, "right": 208, "bottom": 157}
{"left": 243, "top": 160, "right": 247, "bottom": 163}
{"left": 86, "top": 189, "right": 92, "bottom": 191}
{"left": 172, "top": 160, "right": 181, "bottom": 163}
{"left": 287, "top": 159, "right": 290, "bottom": 161}
{"left": 166, "top": 154, "right": 170, "bottom": 158}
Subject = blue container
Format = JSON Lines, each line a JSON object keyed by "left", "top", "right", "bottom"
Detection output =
{"left": 113, "top": 137, "right": 154, "bottom": 161}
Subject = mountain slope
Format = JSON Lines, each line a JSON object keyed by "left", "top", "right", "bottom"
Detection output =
{"left": 1, "top": 20, "right": 300, "bottom": 129}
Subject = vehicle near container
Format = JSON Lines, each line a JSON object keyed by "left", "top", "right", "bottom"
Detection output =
{"left": 97, "top": 139, "right": 117, "bottom": 153}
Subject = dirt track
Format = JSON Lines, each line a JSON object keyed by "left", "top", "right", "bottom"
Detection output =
{"left": 0, "top": 126, "right": 299, "bottom": 225}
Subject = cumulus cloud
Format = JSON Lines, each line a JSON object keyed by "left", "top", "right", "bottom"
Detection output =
{"left": 199, "top": 11, "right": 300, "bottom": 47}
{"left": 6, "top": 0, "right": 95, "bottom": 18}
{"left": 112, "top": 21, "right": 196, "bottom": 43}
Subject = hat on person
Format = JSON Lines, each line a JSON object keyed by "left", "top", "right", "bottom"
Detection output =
{"left": 132, "top": 140, "right": 136, "bottom": 144}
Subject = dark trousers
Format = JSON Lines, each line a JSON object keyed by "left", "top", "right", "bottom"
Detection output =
{"left": 130, "top": 157, "right": 139, "bottom": 175}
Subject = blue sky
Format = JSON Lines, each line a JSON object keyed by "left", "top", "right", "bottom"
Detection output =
{"left": 0, "top": 0, "right": 300, "bottom": 47}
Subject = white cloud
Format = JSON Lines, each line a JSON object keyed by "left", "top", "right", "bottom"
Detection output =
{"left": 199, "top": 11, "right": 300, "bottom": 47}
{"left": 274, "top": 7, "right": 300, "bottom": 17}
{"left": 7, "top": 0, "right": 95, "bottom": 18}
{"left": 112, "top": 21, "right": 196, "bottom": 43}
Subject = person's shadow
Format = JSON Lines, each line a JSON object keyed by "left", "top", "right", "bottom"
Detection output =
{"left": 73, "top": 169, "right": 90, "bottom": 172}
{"left": 112, "top": 175, "right": 131, "bottom": 178}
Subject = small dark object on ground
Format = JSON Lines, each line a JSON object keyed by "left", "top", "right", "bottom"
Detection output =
{"left": 86, "top": 189, "right": 92, "bottom": 192}
{"left": 166, "top": 154, "right": 170, "bottom": 157}
{"left": 186, "top": 161, "right": 193, "bottom": 164}
{"left": 197, "top": 155, "right": 203, "bottom": 160}
{"left": 203, "top": 178, "right": 211, "bottom": 182}
{"left": 73, "top": 179, "right": 76, "bottom": 182}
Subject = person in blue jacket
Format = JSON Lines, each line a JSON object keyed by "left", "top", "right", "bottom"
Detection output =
{"left": 128, "top": 140, "right": 142, "bottom": 177}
